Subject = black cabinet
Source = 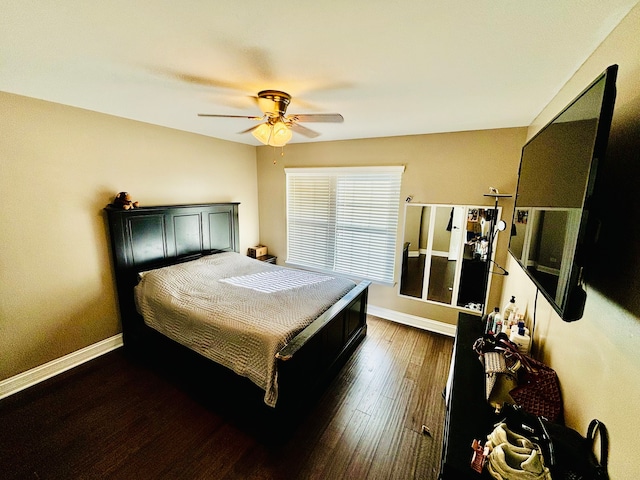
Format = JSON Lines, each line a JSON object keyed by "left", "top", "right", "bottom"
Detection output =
{"left": 457, "top": 258, "right": 488, "bottom": 307}
{"left": 440, "top": 313, "right": 496, "bottom": 479}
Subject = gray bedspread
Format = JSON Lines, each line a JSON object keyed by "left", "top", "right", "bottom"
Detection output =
{"left": 134, "top": 252, "right": 356, "bottom": 406}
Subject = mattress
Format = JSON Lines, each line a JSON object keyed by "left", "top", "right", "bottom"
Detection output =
{"left": 134, "top": 252, "right": 356, "bottom": 407}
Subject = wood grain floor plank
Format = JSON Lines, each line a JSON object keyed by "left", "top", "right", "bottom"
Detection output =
{"left": 345, "top": 377, "right": 415, "bottom": 480}
{"left": 315, "top": 408, "right": 372, "bottom": 480}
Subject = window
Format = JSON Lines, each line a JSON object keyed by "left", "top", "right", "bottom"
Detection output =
{"left": 285, "top": 166, "right": 404, "bottom": 284}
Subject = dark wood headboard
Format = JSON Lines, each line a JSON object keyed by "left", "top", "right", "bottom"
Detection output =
{"left": 105, "top": 203, "right": 240, "bottom": 344}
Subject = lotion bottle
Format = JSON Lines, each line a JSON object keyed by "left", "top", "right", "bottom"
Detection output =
{"left": 503, "top": 296, "right": 517, "bottom": 323}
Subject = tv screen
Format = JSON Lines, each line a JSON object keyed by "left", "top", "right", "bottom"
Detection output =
{"left": 509, "top": 65, "right": 618, "bottom": 321}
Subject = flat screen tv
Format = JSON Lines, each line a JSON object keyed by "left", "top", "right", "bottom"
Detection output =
{"left": 509, "top": 65, "right": 618, "bottom": 321}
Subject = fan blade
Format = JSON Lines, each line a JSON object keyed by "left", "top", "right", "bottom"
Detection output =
{"left": 290, "top": 123, "right": 321, "bottom": 138}
{"left": 288, "top": 113, "right": 344, "bottom": 123}
{"left": 237, "top": 124, "right": 263, "bottom": 134}
{"left": 152, "top": 67, "right": 249, "bottom": 91}
{"left": 198, "top": 114, "right": 263, "bottom": 120}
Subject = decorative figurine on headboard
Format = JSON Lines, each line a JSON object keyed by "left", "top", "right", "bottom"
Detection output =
{"left": 112, "top": 191, "right": 139, "bottom": 210}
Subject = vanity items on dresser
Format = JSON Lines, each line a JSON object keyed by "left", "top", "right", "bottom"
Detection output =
{"left": 473, "top": 421, "right": 552, "bottom": 479}
{"left": 474, "top": 332, "right": 563, "bottom": 423}
{"left": 474, "top": 406, "right": 610, "bottom": 480}
{"left": 441, "top": 315, "right": 610, "bottom": 480}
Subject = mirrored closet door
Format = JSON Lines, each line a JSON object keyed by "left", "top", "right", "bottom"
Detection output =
{"left": 399, "top": 203, "right": 501, "bottom": 313}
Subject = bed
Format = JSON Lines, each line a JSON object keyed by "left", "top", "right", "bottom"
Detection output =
{"left": 105, "top": 202, "right": 370, "bottom": 408}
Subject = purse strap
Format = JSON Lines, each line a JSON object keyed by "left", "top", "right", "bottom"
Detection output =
{"left": 587, "top": 419, "right": 609, "bottom": 471}
{"left": 494, "top": 337, "right": 534, "bottom": 371}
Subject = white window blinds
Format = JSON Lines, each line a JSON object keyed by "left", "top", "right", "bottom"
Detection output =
{"left": 285, "top": 166, "right": 404, "bottom": 284}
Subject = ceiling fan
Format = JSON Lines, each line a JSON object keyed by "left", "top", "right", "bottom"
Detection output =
{"left": 198, "top": 90, "right": 343, "bottom": 146}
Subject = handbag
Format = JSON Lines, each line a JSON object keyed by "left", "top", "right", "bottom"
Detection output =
{"left": 545, "top": 418, "right": 609, "bottom": 480}
{"left": 483, "top": 351, "right": 519, "bottom": 411}
{"left": 496, "top": 338, "right": 564, "bottom": 423}
{"left": 474, "top": 335, "right": 521, "bottom": 412}
{"left": 500, "top": 405, "right": 609, "bottom": 480}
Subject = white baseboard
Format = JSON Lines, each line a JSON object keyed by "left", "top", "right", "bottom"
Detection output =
{"left": 0, "top": 334, "right": 123, "bottom": 400}
{"left": 367, "top": 305, "right": 457, "bottom": 337}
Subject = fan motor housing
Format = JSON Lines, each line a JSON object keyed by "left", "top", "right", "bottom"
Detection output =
{"left": 257, "top": 90, "right": 291, "bottom": 117}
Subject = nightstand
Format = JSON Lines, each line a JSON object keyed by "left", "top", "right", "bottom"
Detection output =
{"left": 255, "top": 254, "right": 277, "bottom": 264}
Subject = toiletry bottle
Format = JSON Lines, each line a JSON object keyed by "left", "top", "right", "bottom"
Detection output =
{"left": 516, "top": 315, "right": 529, "bottom": 336}
{"left": 503, "top": 296, "right": 517, "bottom": 324}
{"left": 486, "top": 307, "right": 499, "bottom": 334}
{"left": 507, "top": 310, "right": 518, "bottom": 336}
{"left": 493, "top": 310, "right": 502, "bottom": 337}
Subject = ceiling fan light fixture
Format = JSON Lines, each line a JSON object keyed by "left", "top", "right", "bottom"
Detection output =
{"left": 251, "top": 120, "right": 293, "bottom": 147}
{"left": 251, "top": 123, "right": 273, "bottom": 145}
{"left": 269, "top": 120, "right": 292, "bottom": 147}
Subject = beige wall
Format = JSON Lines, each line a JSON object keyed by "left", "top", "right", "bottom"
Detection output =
{"left": 256, "top": 127, "right": 526, "bottom": 325}
{"left": 0, "top": 92, "right": 259, "bottom": 380}
{"left": 500, "top": 5, "right": 640, "bottom": 478}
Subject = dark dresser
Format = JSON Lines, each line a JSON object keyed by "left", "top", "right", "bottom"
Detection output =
{"left": 440, "top": 313, "right": 496, "bottom": 479}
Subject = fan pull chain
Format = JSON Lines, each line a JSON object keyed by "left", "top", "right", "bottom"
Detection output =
{"left": 271, "top": 146, "right": 285, "bottom": 164}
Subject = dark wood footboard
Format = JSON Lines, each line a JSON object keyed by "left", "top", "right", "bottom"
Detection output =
{"left": 276, "top": 280, "right": 370, "bottom": 406}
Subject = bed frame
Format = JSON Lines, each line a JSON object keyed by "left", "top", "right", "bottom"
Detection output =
{"left": 105, "top": 202, "right": 370, "bottom": 408}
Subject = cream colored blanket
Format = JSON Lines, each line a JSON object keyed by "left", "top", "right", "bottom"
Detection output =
{"left": 134, "top": 252, "right": 356, "bottom": 406}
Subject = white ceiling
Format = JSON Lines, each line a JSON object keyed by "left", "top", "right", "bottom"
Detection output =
{"left": 2, "top": 1, "right": 638, "bottom": 145}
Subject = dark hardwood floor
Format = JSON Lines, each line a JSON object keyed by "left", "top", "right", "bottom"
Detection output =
{"left": 400, "top": 255, "right": 426, "bottom": 298}
{"left": 427, "top": 257, "right": 456, "bottom": 305}
{"left": 0, "top": 316, "right": 454, "bottom": 480}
